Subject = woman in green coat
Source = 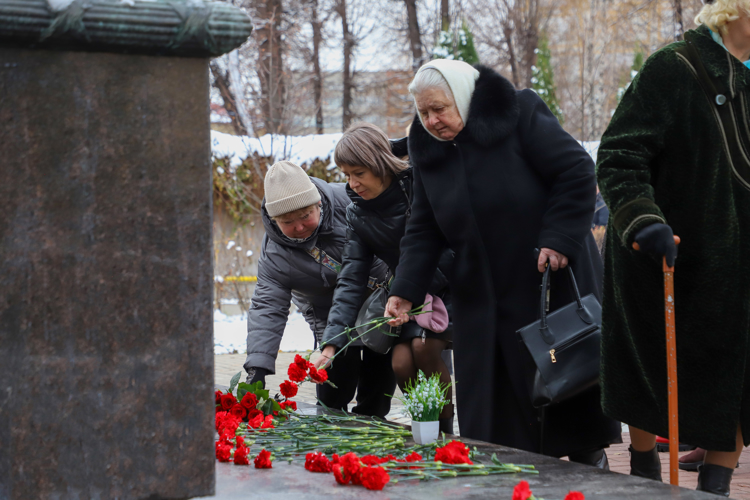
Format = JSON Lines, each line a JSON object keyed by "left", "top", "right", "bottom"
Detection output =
{"left": 597, "top": 1, "right": 750, "bottom": 495}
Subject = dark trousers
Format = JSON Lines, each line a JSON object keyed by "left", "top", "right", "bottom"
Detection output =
{"left": 316, "top": 346, "right": 395, "bottom": 418}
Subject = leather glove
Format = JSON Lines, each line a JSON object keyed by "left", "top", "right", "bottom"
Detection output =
{"left": 245, "top": 367, "right": 270, "bottom": 388}
{"left": 634, "top": 223, "right": 678, "bottom": 267}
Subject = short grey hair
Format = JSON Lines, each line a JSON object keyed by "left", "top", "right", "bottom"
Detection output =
{"left": 408, "top": 68, "right": 454, "bottom": 101}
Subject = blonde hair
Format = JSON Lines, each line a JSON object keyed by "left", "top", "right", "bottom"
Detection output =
{"left": 334, "top": 123, "right": 408, "bottom": 179}
{"left": 695, "top": 0, "right": 750, "bottom": 34}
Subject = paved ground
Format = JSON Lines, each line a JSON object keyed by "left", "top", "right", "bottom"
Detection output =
{"left": 216, "top": 352, "right": 750, "bottom": 498}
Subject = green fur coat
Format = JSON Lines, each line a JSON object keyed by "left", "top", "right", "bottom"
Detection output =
{"left": 597, "top": 25, "right": 750, "bottom": 451}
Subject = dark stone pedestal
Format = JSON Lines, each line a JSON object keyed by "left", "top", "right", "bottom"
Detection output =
{"left": 0, "top": 48, "right": 214, "bottom": 499}
{"left": 204, "top": 406, "right": 718, "bottom": 500}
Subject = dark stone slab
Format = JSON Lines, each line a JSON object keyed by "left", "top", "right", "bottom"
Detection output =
{"left": 0, "top": 0, "right": 252, "bottom": 57}
{"left": 0, "top": 47, "right": 214, "bottom": 499}
{"left": 203, "top": 405, "right": 718, "bottom": 499}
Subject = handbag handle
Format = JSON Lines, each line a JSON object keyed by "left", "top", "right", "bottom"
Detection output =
{"left": 538, "top": 264, "right": 594, "bottom": 345}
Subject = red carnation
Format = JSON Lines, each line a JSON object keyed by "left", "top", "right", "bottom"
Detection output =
{"left": 360, "top": 465, "right": 390, "bottom": 491}
{"left": 360, "top": 455, "right": 388, "bottom": 466}
{"left": 288, "top": 363, "right": 307, "bottom": 383}
{"left": 215, "top": 390, "right": 223, "bottom": 405}
{"left": 404, "top": 451, "right": 422, "bottom": 462}
{"left": 215, "top": 442, "right": 232, "bottom": 462}
{"left": 280, "top": 380, "right": 298, "bottom": 398}
{"left": 236, "top": 436, "right": 244, "bottom": 447}
{"left": 254, "top": 449, "right": 273, "bottom": 469}
{"left": 309, "top": 366, "right": 328, "bottom": 383}
{"left": 332, "top": 453, "right": 340, "bottom": 464}
{"left": 512, "top": 480, "right": 533, "bottom": 500}
{"left": 280, "top": 400, "right": 298, "bottom": 412}
{"left": 339, "top": 452, "right": 362, "bottom": 485}
{"left": 218, "top": 416, "right": 241, "bottom": 436}
{"left": 240, "top": 392, "right": 258, "bottom": 410}
{"left": 215, "top": 411, "right": 229, "bottom": 431}
{"left": 564, "top": 493, "right": 585, "bottom": 500}
{"left": 234, "top": 445, "right": 251, "bottom": 465}
{"left": 305, "top": 452, "right": 333, "bottom": 473}
{"left": 261, "top": 415, "right": 275, "bottom": 429}
{"left": 220, "top": 393, "right": 237, "bottom": 410}
{"left": 230, "top": 404, "right": 247, "bottom": 420}
{"left": 294, "top": 354, "right": 312, "bottom": 371}
{"left": 435, "top": 440, "right": 473, "bottom": 465}
{"left": 248, "top": 412, "right": 264, "bottom": 429}
{"left": 333, "top": 465, "right": 349, "bottom": 485}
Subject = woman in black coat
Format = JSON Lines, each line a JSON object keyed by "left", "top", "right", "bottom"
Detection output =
{"left": 385, "top": 60, "right": 621, "bottom": 465}
{"left": 314, "top": 123, "right": 455, "bottom": 432}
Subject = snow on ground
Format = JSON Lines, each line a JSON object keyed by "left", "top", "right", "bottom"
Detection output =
{"left": 212, "top": 129, "right": 601, "bottom": 169}
{"left": 214, "top": 310, "right": 315, "bottom": 355}
{"left": 211, "top": 130, "right": 343, "bottom": 169}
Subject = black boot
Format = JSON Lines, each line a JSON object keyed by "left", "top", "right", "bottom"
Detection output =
{"left": 569, "top": 448, "right": 610, "bottom": 471}
{"left": 629, "top": 445, "right": 662, "bottom": 481}
{"left": 439, "top": 403, "right": 454, "bottom": 436}
{"left": 697, "top": 463, "right": 733, "bottom": 497}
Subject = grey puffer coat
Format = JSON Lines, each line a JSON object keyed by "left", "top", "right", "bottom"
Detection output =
{"left": 244, "top": 177, "right": 389, "bottom": 374}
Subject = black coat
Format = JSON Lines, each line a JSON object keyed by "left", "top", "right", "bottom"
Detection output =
{"left": 390, "top": 65, "right": 621, "bottom": 457}
{"left": 322, "top": 169, "right": 451, "bottom": 348}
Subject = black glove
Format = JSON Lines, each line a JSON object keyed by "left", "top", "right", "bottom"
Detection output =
{"left": 634, "top": 223, "right": 678, "bottom": 267}
{"left": 245, "top": 367, "right": 270, "bottom": 388}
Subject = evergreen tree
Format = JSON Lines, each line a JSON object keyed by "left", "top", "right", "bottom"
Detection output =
{"left": 432, "top": 19, "right": 479, "bottom": 64}
{"left": 456, "top": 20, "right": 479, "bottom": 64}
{"left": 530, "top": 34, "right": 564, "bottom": 125}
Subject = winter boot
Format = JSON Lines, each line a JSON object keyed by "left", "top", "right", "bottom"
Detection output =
{"left": 569, "top": 448, "right": 610, "bottom": 471}
{"left": 697, "top": 463, "right": 734, "bottom": 497}
{"left": 439, "top": 403, "right": 454, "bottom": 436}
{"left": 629, "top": 445, "right": 662, "bottom": 481}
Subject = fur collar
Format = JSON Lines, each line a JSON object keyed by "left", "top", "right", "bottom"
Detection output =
{"left": 408, "top": 65, "right": 519, "bottom": 167}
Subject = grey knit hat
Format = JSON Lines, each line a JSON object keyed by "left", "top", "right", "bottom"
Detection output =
{"left": 264, "top": 161, "right": 322, "bottom": 217}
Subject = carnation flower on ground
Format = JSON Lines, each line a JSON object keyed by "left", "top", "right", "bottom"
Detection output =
{"left": 435, "top": 440, "right": 473, "bottom": 465}
{"left": 254, "top": 449, "right": 273, "bottom": 469}
{"left": 305, "top": 452, "right": 333, "bottom": 473}
{"left": 360, "top": 465, "right": 390, "bottom": 490}
{"left": 512, "top": 480, "right": 533, "bottom": 500}
{"left": 234, "top": 445, "right": 251, "bottom": 465}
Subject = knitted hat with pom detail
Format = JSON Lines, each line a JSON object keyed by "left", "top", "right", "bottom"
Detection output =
{"left": 264, "top": 161, "right": 322, "bottom": 217}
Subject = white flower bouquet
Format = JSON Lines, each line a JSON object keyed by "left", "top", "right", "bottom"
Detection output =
{"left": 398, "top": 370, "right": 451, "bottom": 422}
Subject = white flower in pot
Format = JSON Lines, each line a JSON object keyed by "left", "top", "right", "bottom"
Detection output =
{"left": 397, "top": 370, "right": 452, "bottom": 445}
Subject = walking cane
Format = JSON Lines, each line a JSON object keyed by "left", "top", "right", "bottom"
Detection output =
{"left": 634, "top": 235, "right": 681, "bottom": 486}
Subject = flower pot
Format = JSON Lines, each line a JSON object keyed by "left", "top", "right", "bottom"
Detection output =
{"left": 411, "top": 420, "right": 439, "bottom": 445}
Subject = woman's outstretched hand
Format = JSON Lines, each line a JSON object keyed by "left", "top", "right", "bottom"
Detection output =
{"left": 385, "top": 296, "right": 413, "bottom": 326}
{"left": 313, "top": 345, "right": 336, "bottom": 373}
{"left": 537, "top": 248, "right": 569, "bottom": 273}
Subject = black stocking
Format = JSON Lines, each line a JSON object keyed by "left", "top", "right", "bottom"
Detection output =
{"left": 391, "top": 342, "right": 417, "bottom": 392}
{"left": 410, "top": 338, "right": 453, "bottom": 419}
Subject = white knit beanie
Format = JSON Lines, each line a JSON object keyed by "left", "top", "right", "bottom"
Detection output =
{"left": 264, "top": 161, "right": 322, "bottom": 217}
{"left": 414, "top": 59, "right": 480, "bottom": 141}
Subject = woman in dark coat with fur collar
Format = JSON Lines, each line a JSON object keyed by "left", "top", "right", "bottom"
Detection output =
{"left": 384, "top": 59, "right": 621, "bottom": 465}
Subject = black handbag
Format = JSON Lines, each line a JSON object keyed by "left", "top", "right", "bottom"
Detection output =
{"left": 516, "top": 265, "right": 602, "bottom": 408}
{"left": 356, "top": 285, "right": 398, "bottom": 354}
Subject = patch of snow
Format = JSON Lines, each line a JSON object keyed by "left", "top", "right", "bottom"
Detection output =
{"left": 226, "top": 240, "right": 236, "bottom": 250}
{"left": 214, "top": 310, "right": 314, "bottom": 355}
{"left": 46, "top": 0, "right": 75, "bottom": 11}
{"left": 211, "top": 131, "right": 342, "bottom": 168}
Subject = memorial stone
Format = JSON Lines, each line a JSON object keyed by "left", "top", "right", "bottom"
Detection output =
{"left": 0, "top": 1, "right": 252, "bottom": 498}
